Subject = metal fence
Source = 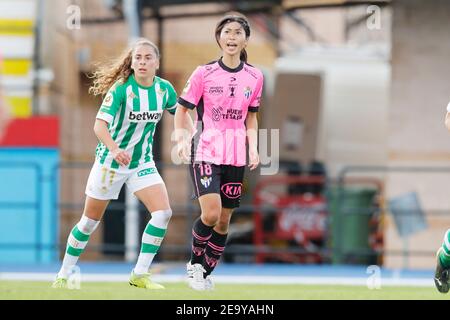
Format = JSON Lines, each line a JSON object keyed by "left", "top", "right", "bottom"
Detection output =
{"left": 1, "top": 161, "right": 449, "bottom": 266}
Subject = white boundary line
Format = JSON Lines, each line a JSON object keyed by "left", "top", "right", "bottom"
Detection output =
{"left": 0, "top": 272, "right": 434, "bottom": 287}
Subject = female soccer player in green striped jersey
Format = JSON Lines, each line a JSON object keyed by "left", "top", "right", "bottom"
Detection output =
{"left": 52, "top": 38, "right": 177, "bottom": 290}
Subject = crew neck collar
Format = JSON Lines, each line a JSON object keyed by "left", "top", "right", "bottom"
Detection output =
{"left": 218, "top": 57, "right": 244, "bottom": 73}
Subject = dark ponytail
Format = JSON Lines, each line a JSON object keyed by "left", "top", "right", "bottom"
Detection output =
{"left": 240, "top": 49, "right": 248, "bottom": 63}
{"left": 215, "top": 12, "right": 251, "bottom": 63}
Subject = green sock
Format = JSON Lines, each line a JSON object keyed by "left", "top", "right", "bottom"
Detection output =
{"left": 134, "top": 223, "right": 166, "bottom": 274}
{"left": 57, "top": 225, "right": 91, "bottom": 278}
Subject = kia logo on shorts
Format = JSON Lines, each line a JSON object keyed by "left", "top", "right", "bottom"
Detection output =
{"left": 221, "top": 183, "right": 242, "bottom": 199}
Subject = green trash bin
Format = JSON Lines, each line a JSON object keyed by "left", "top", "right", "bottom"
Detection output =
{"left": 327, "top": 187, "right": 377, "bottom": 265}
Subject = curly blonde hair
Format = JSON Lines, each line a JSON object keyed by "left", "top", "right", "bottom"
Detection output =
{"left": 88, "top": 38, "right": 160, "bottom": 96}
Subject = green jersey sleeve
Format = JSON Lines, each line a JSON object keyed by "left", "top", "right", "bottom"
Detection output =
{"left": 96, "top": 81, "right": 124, "bottom": 123}
{"left": 164, "top": 81, "right": 178, "bottom": 115}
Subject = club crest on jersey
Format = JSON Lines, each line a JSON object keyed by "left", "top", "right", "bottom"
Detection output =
{"left": 157, "top": 88, "right": 167, "bottom": 97}
{"left": 128, "top": 111, "right": 162, "bottom": 122}
{"left": 200, "top": 176, "right": 212, "bottom": 188}
{"left": 244, "top": 86, "right": 252, "bottom": 99}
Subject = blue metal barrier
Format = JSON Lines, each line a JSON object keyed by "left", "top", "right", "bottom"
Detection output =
{"left": 0, "top": 148, "right": 59, "bottom": 264}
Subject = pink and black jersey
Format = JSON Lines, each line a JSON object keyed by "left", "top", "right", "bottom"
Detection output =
{"left": 178, "top": 58, "right": 264, "bottom": 166}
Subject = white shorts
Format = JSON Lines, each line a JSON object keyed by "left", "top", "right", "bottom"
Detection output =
{"left": 85, "top": 161, "right": 164, "bottom": 200}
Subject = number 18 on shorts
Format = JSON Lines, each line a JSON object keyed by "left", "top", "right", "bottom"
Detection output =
{"left": 189, "top": 162, "right": 245, "bottom": 209}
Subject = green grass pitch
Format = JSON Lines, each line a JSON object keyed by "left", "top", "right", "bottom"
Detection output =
{"left": 0, "top": 281, "right": 448, "bottom": 300}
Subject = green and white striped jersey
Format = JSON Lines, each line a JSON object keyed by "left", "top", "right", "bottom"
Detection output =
{"left": 95, "top": 74, "right": 177, "bottom": 169}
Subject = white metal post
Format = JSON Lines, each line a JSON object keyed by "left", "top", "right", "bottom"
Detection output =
{"left": 125, "top": 188, "right": 139, "bottom": 262}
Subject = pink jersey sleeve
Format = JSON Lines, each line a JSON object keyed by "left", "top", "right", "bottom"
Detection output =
{"left": 178, "top": 66, "right": 204, "bottom": 109}
{"left": 248, "top": 72, "right": 264, "bottom": 112}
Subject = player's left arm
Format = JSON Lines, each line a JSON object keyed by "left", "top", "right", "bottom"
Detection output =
{"left": 164, "top": 81, "right": 178, "bottom": 115}
{"left": 246, "top": 111, "right": 259, "bottom": 171}
{"left": 246, "top": 71, "right": 263, "bottom": 170}
{"left": 445, "top": 112, "right": 450, "bottom": 131}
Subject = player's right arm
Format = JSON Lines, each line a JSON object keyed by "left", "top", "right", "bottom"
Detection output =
{"left": 174, "top": 66, "right": 203, "bottom": 162}
{"left": 93, "top": 119, "right": 130, "bottom": 166}
{"left": 174, "top": 104, "right": 194, "bottom": 162}
{"left": 94, "top": 82, "right": 130, "bottom": 166}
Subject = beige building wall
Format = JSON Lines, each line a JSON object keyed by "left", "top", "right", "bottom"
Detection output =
{"left": 385, "top": 0, "right": 450, "bottom": 269}
{"left": 280, "top": 5, "right": 391, "bottom": 51}
{"left": 276, "top": 2, "right": 449, "bottom": 270}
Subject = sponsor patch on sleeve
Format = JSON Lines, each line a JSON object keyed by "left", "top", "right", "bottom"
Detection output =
{"left": 102, "top": 93, "right": 113, "bottom": 107}
{"left": 182, "top": 80, "right": 191, "bottom": 95}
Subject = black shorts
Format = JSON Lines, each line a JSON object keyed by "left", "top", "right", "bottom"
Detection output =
{"left": 189, "top": 162, "right": 245, "bottom": 209}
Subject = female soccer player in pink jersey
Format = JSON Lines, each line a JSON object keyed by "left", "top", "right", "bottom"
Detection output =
{"left": 174, "top": 13, "right": 263, "bottom": 290}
